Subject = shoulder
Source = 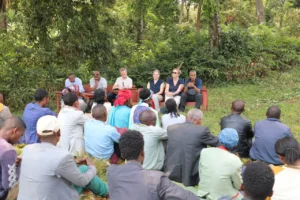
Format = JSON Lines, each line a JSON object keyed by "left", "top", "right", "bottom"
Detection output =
{"left": 89, "top": 78, "right": 94, "bottom": 82}
{"left": 127, "top": 77, "right": 133, "bottom": 81}
{"left": 115, "top": 77, "right": 121, "bottom": 81}
{"left": 166, "top": 78, "right": 172, "bottom": 83}
{"left": 102, "top": 77, "right": 107, "bottom": 82}
{"left": 179, "top": 78, "right": 184, "bottom": 83}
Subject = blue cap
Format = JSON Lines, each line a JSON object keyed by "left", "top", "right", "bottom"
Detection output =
{"left": 218, "top": 128, "right": 239, "bottom": 149}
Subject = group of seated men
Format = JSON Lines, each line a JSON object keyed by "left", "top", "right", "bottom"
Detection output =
{"left": 0, "top": 71, "right": 298, "bottom": 200}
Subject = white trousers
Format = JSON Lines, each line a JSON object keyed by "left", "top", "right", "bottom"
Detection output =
{"left": 152, "top": 94, "right": 163, "bottom": 111}
{"left": 165, "top": 95, "right": 181, "bottom": 108}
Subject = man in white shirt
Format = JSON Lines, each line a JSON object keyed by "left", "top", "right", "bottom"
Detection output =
{"left": 90, "top": 70, "right": 108, "bottom": 92}
{"left": 107, "top": 68, "right": 133, "bottom": 105}
{"left": 65, "top": 73, "right": 85, "bottom": 93}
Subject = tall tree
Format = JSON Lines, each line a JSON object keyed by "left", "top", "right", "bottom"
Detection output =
{"left": 179, "top": 0, "right": 185, "bottom": 23}
{"left": 0, "top": 0, "right": 7, "bottom": 32}
{"left": 196, "top": 0, "right": 203, "bottom": 32}
{"left": 256, "top": 0, "right": 266, "bottom": 24}
{"left": 204, "top": 0, "right": 221, "bottom": 48}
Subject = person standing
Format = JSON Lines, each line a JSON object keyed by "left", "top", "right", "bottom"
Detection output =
{"left": 65, "top": 73, "right": 85, "bottom": 93}
{"left": 147, "top": 70, "right": 164, "bottom": 112}
{"left": 164, "top": 68, "right": 184, "bottom": 107}
{"left": 22, "top": 89, "right": 56, "bottom": 144}
{"left": 179, "top": 70, "right": 202, "bottom": 112}
{"left": 58, "top": 93, "right": 89, "bottom": 156}
{"left": 90, "top": 70, "right": 108, "bottom": 93}
{"left": 0, "top": 117, "right": 26, "bottom": 200}
{"left": 220, "top": 100, "right": 253, "bottom": 158}
{"left": 164, "top": 108, "right": 219, "bottom": 186}
{"left": 107, "top": 68, "right": 133, "bottom": 105}
{"left": 0, "top": 93, "right": 12, "bottom": 128}
{"left": 250, "top": 106, "right": 292, "bottom": 165}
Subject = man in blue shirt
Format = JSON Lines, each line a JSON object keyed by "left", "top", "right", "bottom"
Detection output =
{"left": 21, "top": 89, "right": 56, "bottom": 144}
{"left": 65, "top": 73, "right": 85, "bottom": 93}
{"left": 84, "top": 104, "right": 120, "bottom": 160}
{"left": 179, "top": 70, "right": 202, "bottom": 112}
{"left": 250, "top": 106, "right": 293, "bottom": 165}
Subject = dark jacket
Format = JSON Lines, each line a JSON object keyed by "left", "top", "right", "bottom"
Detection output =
{"left": 107, "top": 161, "right": 199, "bottom": 200}
{"left": 164, "top": 121, "right": 219, "bottom": 187}
{"left": 220, "top": 114, "right": 254, "bottom": 158}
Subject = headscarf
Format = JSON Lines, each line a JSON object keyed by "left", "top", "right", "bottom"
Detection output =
{"left": 61, "top": 84, "right": 79, "bottom": 96}
{"left": 138, "top": 90, "right": 152, "bottom": 104}
{"left": 114, "top": 90, "right": 132, "bottom": 107}
{"left": 218, "top": 128, "right": 239, "bottom": 150}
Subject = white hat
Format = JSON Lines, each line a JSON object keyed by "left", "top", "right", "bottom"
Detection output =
{"left": 37, "top": 115, "right": 60, "bottom": 136}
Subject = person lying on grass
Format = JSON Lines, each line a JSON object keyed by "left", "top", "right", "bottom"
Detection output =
{"left": 17, "top": 115, "right": 108, "bottom": 200}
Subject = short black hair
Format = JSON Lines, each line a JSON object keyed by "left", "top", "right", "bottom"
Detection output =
{"left": 275, "top": 136, "right": 300, "bottom": 165}
{"left": 2, "top": 116, "right": 26, "bottom": 130}
{"left": 165, "top": 98, "right": 179, "bottom": 118}
{"left": 267, "top": 106, "right": 281, "bottom": 119}
{"left": 243, "top": 162, "right": 274, "bottom": 200}
{"left": 34, "top": 89, "right": 49, "bottom": 102}
{"left": 139, "top": 88, "right": 151, "bottom": 101}
{"left": 63, "top": 93, "right": 78, "bottom": 106}
{"left": 232, "top": 100, "right": 245, "bottom": 113}
{"left": 94, "top": 88, "right": 105, "bottom": 104}
{"left": 68, "top": 73, "right": 75, "bottom": 77}
{"left": 119, "top": 130, "right": 144, "bottom": 161}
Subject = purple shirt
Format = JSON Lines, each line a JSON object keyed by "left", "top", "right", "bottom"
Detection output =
{"left": 21, "top": 103, "right": 56, "bottom": 144}
{"left": 0, "top": 139, "right": 19, "bottom": 198}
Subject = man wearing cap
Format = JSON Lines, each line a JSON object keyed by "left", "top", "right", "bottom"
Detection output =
{"left": 198, "top": 128, "right": 243, "bottom": 200}
{"left": 18, "top": 115, "right": 108, "bottom": 200}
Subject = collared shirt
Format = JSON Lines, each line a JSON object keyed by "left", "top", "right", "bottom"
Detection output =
{"left": 18, "top": 142, "right": 100, "bottom": 200}
{"left": 129, "top": 103, "right": 160, "bottom": 129}
{"left": 131, "top": 124, "right": 167, "bottom": 170}
{"left": 0, "top": 139, "right": 19, "bottom": 199}
{"left": 250, "top": 118, "right": 292, "bottom": 165}
{"left": 113, "top": 76, "right": 133, "bottom": 89}
{"left": 21, "top": 103, "right": 56, "bottom": 144}
{"left": 90, "top": 77, "right": 108, "bottom": 90}
{"left": 166, "top": 78, "right": 184, "bottom": 95}
{"left": 184, "top": 78, "right": 202, "bottom": 95}
{"left": 57, "top": 106, "right": 89, "bottom": 156}
{"left": 108, "top": 106, "right": 131, "bottom": 128}
{"left": 65, "top": 77, "right": 85, "bottom": 93}
{"left": 84, "top": 120, "right": 120, "bottom": 159}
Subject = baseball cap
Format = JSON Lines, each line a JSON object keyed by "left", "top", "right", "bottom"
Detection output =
{"left": 37, "top": 115, "right": 60, "bottom": 136}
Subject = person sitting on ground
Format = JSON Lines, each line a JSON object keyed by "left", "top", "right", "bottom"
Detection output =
{"left": 161, "top": 98, "right": 186, "bottom": 130}
{"left": 18, "top": 115, "right": 108, "bottom": 200}
{"left": 179, "top": 70, "right": 202, "bottom": 112}
{"left": 0, "top": 93, "right": 12, "bottom": 128}
{"left": 271, "top": 136, "right": 300, "bottom": 199}
{"left": 198, "top": 128, "right": 243, "bottom": 200}
{"left": 21, "top": 89, "right": 56, "bottom": 144}
{"left": 107, "top": 130, "right": 199, "bottom": 200}
{"left": 107, "top": 68, "right": 133, "bottom": 105}
{"left": 108, "top": 89, "right": 132, "bottom": 128}
{"left": 250, "top": 106, "right": 292, "bottom": 165}
{"left": 129, "top": 88, "right": 160, "bottom": 128}
{"left": 242, "top": 162, "right": 274, "bottom": 200}
{"left": 90, "top": 70, "right": 108, "bottom": 92}
{"left": 220, "top": 100, "right": 254, "bottom": 158}
{"left": 164, "top": 108, "right": 219, "bottom": 187}
{"left": 147, "top": 69, "right": 165, "bottom": 112}
{"left": 84, "top": 105, "right": 120, "bottom": 161}
{"left": 0, "top": 117, "right": 26, "bottom": 200}
{"left": 61, "top": 84, "right": 87, "bottom": 112}
{"left": 65, "top": 73, "right": 85, "bottom": 93}
{"left": 58, "top": 93, "right": 89, "bottom": 156}
{"left": 131, "top": 110, "right": 167, "bottom": 170}
{"left": 164, "top": 68, "right": 184, "bottom": 107}
{"left": 92, "top": 88, "right": 111, "bottom": 119}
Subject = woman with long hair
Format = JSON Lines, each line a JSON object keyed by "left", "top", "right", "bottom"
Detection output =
{"left": 161, "top": 98, "right": 186, "bottom": 130}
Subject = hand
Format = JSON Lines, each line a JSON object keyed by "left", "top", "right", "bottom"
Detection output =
{"left": 166, "top": 92, "right": 173, "bottom": 97}
{"left": 86, "top": 157, "right": 95, "bottom": 166}
{"left": 16, "top": 156, "right": 22, "bottom": 166}
{"left": 188, "top": 82, "right": 194, "bottom": 87}
{"left": 75, "top": 158, "right": 87, "bottom": 166}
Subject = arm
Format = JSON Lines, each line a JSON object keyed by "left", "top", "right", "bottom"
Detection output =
{"left": 110, "top": 128, "right": 121, "bottom": 143}
{"left": 183, "top": 80, "right": 189, "bottom": 94}
{"left": 112, "top": 78, "right": 119, "bottom": 90}
{"left": 103, "top": 79, "right": 108, "bottom": 93}
{"left": 231, "top": 163, "right": 243, "bottom": 190}
{"left": 246, "top": 121, "right": 254, "bottom": 139}
{"left": 45, "top": 108, "right": 57, "bottom": 116}
{"left": 165, "top": 83, "right": 170, "bottom": 96}
{"left": 78, "top": 79, "right": 85, "bottom": 93}
{"left": 65, "top": 79, "right": 69, "bottom": 88}
{"left": 147, "top": 82, "right": 150, "bottom": 90}
{"left": 174, "top": 84, "right": 184, "bottom": 96}
{"left": 55, "top": 154, "right": 96, "bottom": 187}
{"left": 90, "top": 79, "right": 95, "bottom": 89}
{"left": 159, "top": 175, "right": 199, "bottom": 200}
{"left": 77, "top": 112, "right": 89, "bottom": 125}
{"left": 193, "top": 80, "right": 201, "bottom": 94}
{"left": 201, "top": 127, "right": 219, "bottom": 147}
{"left": 1, "top": 150, "right": 18, "bottom": 190}
{"left": 158, "top": 128, "right": 168, "bottom": 140}
{"left": 157, "top": 82, "right": 165, "bottom": 95}
{"left": 128, "top": 79, "right": 133, "bottom": 89}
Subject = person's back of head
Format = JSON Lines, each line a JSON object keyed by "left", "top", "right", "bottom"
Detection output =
{"left": 275, "top": 136, "right": 300, "bottom": 165}
{"left": 218, "top": 128, "right": 239, "bottom": 150}
{"left": 231, "top": 100, "right": 245, "bottom": 114}
{"left": 139, "top": 110, "right": 156, "bottom": 126}
{"left": 94, "top": 88, "right": 106, "bottom": 105}
{"left": 63, "top": 92, "right": 78, "bottom": 107}
{"left": 243, "top": 162, "right": 274, "bottom": 200}
{"left": 34, "top": 89, "right": 49, "bottom": 107}
{"left": 36, "top": 115, "right": 61, "bottom": 145}
{"left": 187, "top": 108, "right": 203, "bottom": 125}
{"left": 165, "top": 98, "right": 179, "bottom": 118}
{"left": 266, "top": 105, "right": 281, "bottom": 119}
{"left": 0, "top": 116, "right": 26, "bottom": 144}
{"left": 119, "top": 130, "right": 144, "bottom": 163}
{"left": 92, "top": 104, "right": 107, "bottom": 122}
{"left": 139, "top": 88, "right": 151, "bottom": 102}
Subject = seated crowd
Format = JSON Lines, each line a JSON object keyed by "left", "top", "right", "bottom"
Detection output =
{"left": 0, "top": 68, "right": 299, "bottom": 200}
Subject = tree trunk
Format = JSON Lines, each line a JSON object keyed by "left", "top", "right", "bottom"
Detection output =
{"left": 186, "top": 1, "right": 190, "bottom": 22}
{"left": 209, "top": 12, "right": 221, "bottom": 49}
{"left": 0, "top": 0, "right": 7, "bottom": 32}
{"left": 279, "top": 15, "right": 284, "bottom": 29}
{"left": 179, "top": 0, "right": 185, "bottom": 24}
{"left": 256, "top": 0, "right": 266, "bottom": 24}
{"left": 196, "top": 0, "right": 203, "bottom": 32}
{"left": 137, "top": 15, "right": 144, "bottom": 45}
